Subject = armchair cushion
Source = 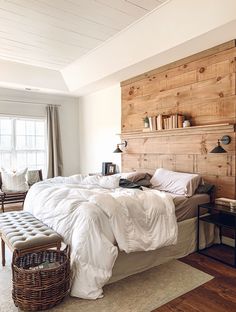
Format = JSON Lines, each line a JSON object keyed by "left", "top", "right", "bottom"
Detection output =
{"left": 27, "top": 169, "right": 43, "bottom": 187}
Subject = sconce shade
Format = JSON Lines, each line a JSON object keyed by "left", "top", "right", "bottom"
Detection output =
{"left": 210, "top": 135, "right": 231, "bottom": 153}
{"left": 113, "top": 140, "right": 127, "bottom": 153}
{"left": 210, "top": 139, "right": 227, "bottom": 153}
{"left": 113, "top": 145, "right": 123, "bottom": 153}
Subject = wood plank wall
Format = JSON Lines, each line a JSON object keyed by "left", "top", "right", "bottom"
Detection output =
{"left": 120, "top": 40, "right": 236, "bottom": 198}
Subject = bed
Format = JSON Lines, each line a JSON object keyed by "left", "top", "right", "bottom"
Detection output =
{"left": 23, "top": 171, "right": 216, "bottom": 299}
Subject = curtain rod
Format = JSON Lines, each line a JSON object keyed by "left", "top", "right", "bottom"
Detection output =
{"left": 0, "top": 99, "right": 61, "bottom": 107}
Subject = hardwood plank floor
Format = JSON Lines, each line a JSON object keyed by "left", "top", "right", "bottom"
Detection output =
{"left": 152, "top": 253, "right": 236, "bottom": 312}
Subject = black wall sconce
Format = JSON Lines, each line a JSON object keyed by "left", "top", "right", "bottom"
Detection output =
{"left": 210, "top": 135, "right": 231, "bottom": 153}
{"left": 113, "top": 140, "right": 127, "bottom": 153}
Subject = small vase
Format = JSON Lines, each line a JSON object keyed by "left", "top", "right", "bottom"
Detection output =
{"left": 183, "top": 120, "right": 191, "bottom": 128}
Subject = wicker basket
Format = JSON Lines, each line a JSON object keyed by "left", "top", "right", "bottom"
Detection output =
{"left": 12, "top": 247, "right": 70, "bottom": 311}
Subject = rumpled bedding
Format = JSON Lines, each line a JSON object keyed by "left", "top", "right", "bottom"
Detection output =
{"left": 24, "top": 174, "right": 178, "bottom": 299}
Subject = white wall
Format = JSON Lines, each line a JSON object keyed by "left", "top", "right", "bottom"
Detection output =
{"left": 78, "top": 84, "right": 121, "bottom": 174}
{"left": 0, "top": 87, "right": 79, "bottom": 176}
{"left": 0, "top": 58, "right": 69, "bottom": 93}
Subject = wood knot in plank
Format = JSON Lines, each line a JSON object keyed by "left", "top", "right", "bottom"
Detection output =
{"left": 199, "top": 67, "right": 205, "bottom": 73}
{"left": 200, "top": 136, "right": 208, "bottom": 154}
{"left": 219, "top": 92, "right": 224, "bottom": 98}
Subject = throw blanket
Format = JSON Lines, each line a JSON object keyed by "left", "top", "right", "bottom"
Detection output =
{"left": 24, "top": 175, "right": 178, "bottom": 299}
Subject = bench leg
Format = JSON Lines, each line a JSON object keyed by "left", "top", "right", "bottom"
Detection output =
{"left": 1, "top": 238, "right": 5, "bottom": 266}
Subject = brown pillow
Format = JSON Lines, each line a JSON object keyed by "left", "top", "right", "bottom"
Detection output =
{"left": 125, "top": 172, "right": 152, "bottom": 183}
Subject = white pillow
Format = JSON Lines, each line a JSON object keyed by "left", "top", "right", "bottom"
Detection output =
{"left": 150, "top": 168, "right": 201, "bottom": 197}
{"left": 98, "top": 175, "right": 120, "bottom": 189}
{"left": 1, "top": 168, "right": 29, "bottom": 192}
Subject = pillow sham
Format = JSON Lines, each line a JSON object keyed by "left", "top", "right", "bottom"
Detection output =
{"left": 150, "top": 168, "right": 201, "bottom": 197}
{"left": 1, "top": 168, "right": 29, "bottom": 192}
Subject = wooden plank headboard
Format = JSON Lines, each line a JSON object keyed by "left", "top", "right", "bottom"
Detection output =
{"left": 120, "top": 40, "right": 236, "bottom": 198}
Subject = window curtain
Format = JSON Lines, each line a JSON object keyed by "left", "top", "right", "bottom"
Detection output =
{"left": 46, "top": 105, "right": 63, "bottom": 178}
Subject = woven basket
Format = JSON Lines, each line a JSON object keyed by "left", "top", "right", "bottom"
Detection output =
{"left": 12, "top": 247, "right": 70, "bottom": 311}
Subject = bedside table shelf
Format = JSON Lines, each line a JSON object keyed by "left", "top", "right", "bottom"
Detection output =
{"left": 200, "top": 214, "right": 235, "bottom": 229}
{"left": 197, "top": 202, "right": 236, "bottom": 268}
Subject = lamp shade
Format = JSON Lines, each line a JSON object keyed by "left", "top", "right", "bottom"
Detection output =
{"left": 113, "top": 141, "right": 127, "bottom": 153}
{"left": 210, "top": 140, "right": 227, "bottom": 153}
{"left": 113, "top": 145, "right": 123, "bottom": 153}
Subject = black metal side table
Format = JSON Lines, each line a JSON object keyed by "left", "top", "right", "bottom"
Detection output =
{"left": 197, "top": 202, "right": 236, "bottom": 268}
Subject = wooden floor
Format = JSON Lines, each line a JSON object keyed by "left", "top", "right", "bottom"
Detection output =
{"left": 152, "top": 253, "right": 236, "bottom": 312}
{"left": 0, "top": 203, "right": 23, "bottom": 213}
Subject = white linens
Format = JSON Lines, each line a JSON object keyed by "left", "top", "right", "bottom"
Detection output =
{"left": 24, "top": 175, "right": 177, "bottom": 299}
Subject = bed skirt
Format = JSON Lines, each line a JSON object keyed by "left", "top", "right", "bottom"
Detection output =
{"left": 108, "top": 216, "right": 216, "bottom": 284}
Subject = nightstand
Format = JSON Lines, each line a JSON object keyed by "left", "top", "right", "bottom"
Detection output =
{"left": 197, "top": 202, "right": 236, "bottom": 268}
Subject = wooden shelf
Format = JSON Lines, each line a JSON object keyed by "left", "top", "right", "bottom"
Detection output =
{"left": 120, "top": 123, "right": 235, "bottom": 138}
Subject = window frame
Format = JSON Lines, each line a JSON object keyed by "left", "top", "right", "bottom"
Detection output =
{"left": 0, "top": 115, "right": 47, "bottom": 175}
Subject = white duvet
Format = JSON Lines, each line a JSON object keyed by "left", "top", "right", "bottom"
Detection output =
{"left": 24, "top": 174, "right": 178, "bottom": 299}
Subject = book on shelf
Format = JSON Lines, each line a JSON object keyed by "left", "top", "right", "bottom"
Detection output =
{"left": 148, "top": 116, "right": 157, "bottom": 131}
{"left": 163, "top": 117, "right": 167, "bottom": 130}
{"left": 173, "top": 114, "right": 178, "bottom": 128}
{"left": 178, "top": 114, "right": 184, "bottom": 128}
{"left": 148, "top": 117, "right": 153, "bottom": 131}
{"left": 152, "top": 116, "right": 157, "bottom": 131}
{"left": 156, "top": 114, "right": 163, "bottom": 130}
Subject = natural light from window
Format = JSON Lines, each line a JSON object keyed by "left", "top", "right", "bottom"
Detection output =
{"left": 0, "top": 117, "right": 47, "bottom": 177}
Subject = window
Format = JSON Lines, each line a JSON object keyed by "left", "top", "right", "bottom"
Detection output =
{"left": 0, "top": 117, "right": 47, "bottom": 177}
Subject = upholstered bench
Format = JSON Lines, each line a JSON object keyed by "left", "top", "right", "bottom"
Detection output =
{"left": 0, "top": 211, "right": 62, "bottom": 266}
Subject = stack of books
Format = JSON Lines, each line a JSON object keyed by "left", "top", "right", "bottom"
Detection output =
{"left": 215, "top": 197, "right": 236, "bottom": 207}
{"left": 163, "top": 114, "right": 185, "bottom": 130}
{"left": 144, "top": 114, "right": 185, "bottom": 131}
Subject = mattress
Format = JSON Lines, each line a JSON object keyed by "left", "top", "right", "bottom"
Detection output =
{"left": 171, "top": 193, "right": 210, "bottom": 222}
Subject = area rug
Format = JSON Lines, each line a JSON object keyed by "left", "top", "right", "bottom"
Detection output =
{"left": 0, "top": 257, "right": 213, "bottom": 312}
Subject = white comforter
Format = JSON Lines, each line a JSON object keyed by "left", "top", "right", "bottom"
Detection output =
{"left": 24, "top": 174, "right": 178, "bottom": 299}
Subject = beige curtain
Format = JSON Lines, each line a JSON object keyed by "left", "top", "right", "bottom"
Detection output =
{"left": 46, "top": 105, "right": 63, "bottom": 178}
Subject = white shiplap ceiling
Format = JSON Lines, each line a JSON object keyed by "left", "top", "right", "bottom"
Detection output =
{"left": 0, "top": 0, "right": 168, "bottom": 70}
